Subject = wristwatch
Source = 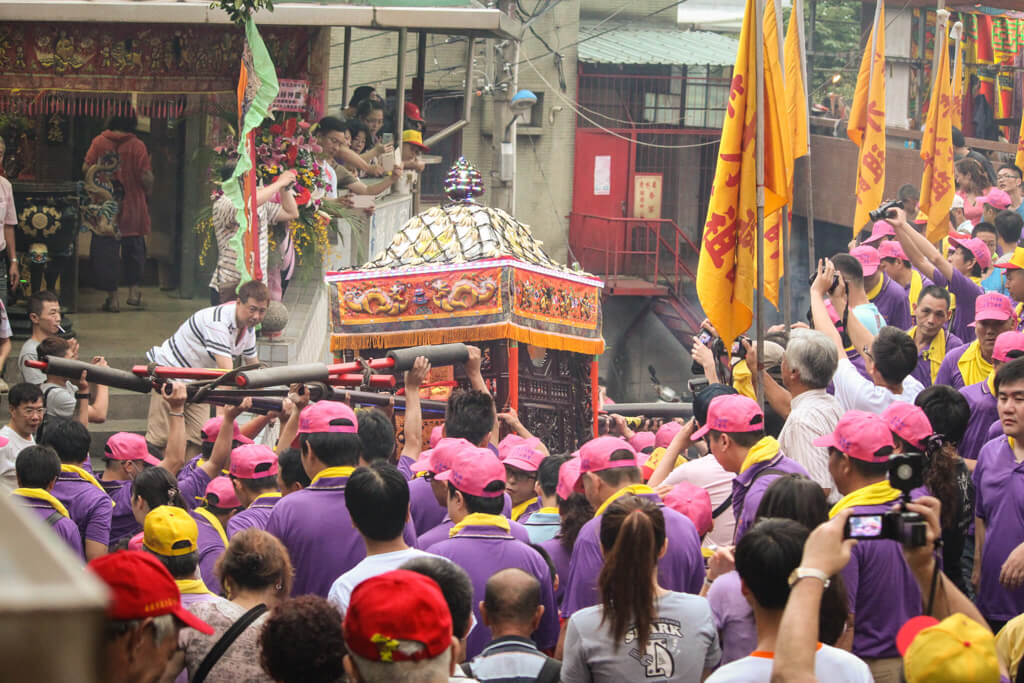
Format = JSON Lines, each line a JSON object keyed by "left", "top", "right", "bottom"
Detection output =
{"left": 787, "top": 567, "right": 830, "bottom": 589}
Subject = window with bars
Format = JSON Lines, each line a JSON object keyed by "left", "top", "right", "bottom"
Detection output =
{"left": 683, "top": 65, "right": 731, "bottom": 129}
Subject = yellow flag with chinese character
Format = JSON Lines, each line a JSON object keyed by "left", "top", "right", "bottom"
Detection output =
{"left": 785, "top": 0, "right": 809, "bottom": 161}
{"left": 762, "top": 0, "right": 793, "bottom": 308}
{"left": 919, "top": 19, "right": 954, "bottom": 244}
{"left": 848, "top": 0, "right": 886, "bottom": 234}
{"left": 951, "top": 28, "right": 963, "bottom": 131}
{"left": 697, "top": 0, "right": 790, "bottom": 342}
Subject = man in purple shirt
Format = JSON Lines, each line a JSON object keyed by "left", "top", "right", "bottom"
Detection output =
{"left": 814, "top": 411, "right": 922, "bottom": 678}
{"left": 13, "top": 443, "right": 83, "bottom": 555}
{"left": 100, "top": 431, "right": 165, "bottom": 546}
{"left": 561, "top": 436, "right": 704, "bottom": 620}
{"left": 425, "top": 444, "right": 559, "bottom": 659}
{"left": 43, "top": 418, "right": 112, "bottom": 560}
{"left": 265, "top": 400, "right": 415, "bottom": 597}
{"left": 908, "top": 286, "right": 961, "bottom": 388}
{"left": 226, "top": 443, "right": 280, "bottom": 538}
{"left": 853, "top": 244, "right": 912, "bottom": 330}
{"left": 960, "top": 332, "right": 1024, "bottom": 463}
{"left": 878, "top": 239, "right": 934, "bottom": 318}
{"left": 973, "top": 357, "right": 1024, "bottom": 631}
{"left": 191, "top": 476, "right": 236, "bottom": 596}
{"left": 143, "top": 504, "right": 224, "bottom": 605}
{"left": 689, "top": 394, "right": 809, "bottom": 541}
{"left": 935, "top": 292, "right": 1016, "bottom": 389}
{"left": 504, "top": 442, "right": 544, "bottom": 523}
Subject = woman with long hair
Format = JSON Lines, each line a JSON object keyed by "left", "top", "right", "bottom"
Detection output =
{"left": 561, "top": 496, "right": 720, "bottom": 682}
{"left": 956, "top": 157, "right": 992, "bottom": 226}
{"left": 131, "top": 466, "right": 187, "bottom": 527}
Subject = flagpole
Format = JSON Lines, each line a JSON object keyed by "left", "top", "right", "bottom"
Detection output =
{"left": 795, "top": 0, "right": 816, "bottom": 303}
{"left": 755, "top": 0, "right": 767, "bottom": 409}
{"left": 930, "top": 0, "right": 946, "bottom": 79}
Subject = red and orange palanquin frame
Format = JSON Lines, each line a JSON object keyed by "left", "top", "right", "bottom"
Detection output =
{"left": 327, "top": 258, "right": 605, "bottom": 452}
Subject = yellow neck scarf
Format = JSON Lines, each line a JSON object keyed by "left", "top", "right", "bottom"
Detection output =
{"left": 12, "top": 488, "right": 69, "bottom": 517}
{"left": 829, "top": 479, "right": 902, "bottom": 518}
{"left": 739, "top": 436, "right": 781, "bottom": 474}
{"left": 194, "top": 507, "right": 229, "bottom": 548}
{"left": 958, "top": 341, "right": 992, "bottom": 387}
{"left": 449, "top": 512, "right": 511, "bottom": 537}
{"left": 594, "top": 483, "right": 656, "bottom": 518}
{"left": 310, "top": 466, "right": 356, "bottom": 486}
{"left": 176, "top": 578, "right": 214, "bottom": 595}
{"left": 731, "top": 360, "right": 756, "bottom": 400}
{"left": 908, "top": 271, "right": 923, "bottom": 315}
{"left": 910, "top": 326, "right": 947, "bottom": 383}
{"left": 251, "top": 492, "right": 282, "bottom": 506}
{"left": 643, "top": 447, "right": 687, "bottom": 474}
{"left": 510, "top": 498, "right": 537, "bottom": 522}
{"left": 60, "top": 463, "right": 106, "bottom": 493}
{"left": 866, "top": 274, "right": 885, "bottom": 301}
{"left": 536, "top": 506, "right": 559, "bottom": 515}
{"left": 987, "top": 371, "right": 996, "bottom": 396}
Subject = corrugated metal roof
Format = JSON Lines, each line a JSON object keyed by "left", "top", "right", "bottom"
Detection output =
{"left": 578, "top": 22, "right": 739, "bottom": 66}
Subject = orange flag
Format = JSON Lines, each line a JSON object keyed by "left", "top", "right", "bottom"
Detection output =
{"left": 848, "top": 0, "right": 886, "bottom": 234}
{"left": 785, "top": 0, "right": 810, "bottom": 161}
{"left": 920, "top": 14, "right": 955, "bottom": 244}
{"left": 763, "top": 0, "right": 794, "bottom": 308}
{"left": 697, "top": 0, "right": 790, "bottom": 342}
{"left": 951, "top": 22, "right": 964, "bottom": 132}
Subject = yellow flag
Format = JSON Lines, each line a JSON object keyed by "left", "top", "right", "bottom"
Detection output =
{"left": 951, "top": 26, "right": 963, "bottom": 131}
{"left": 848, "top": 0, "right": 886, "bottom": 234}
{"left": 762, "top": 0, "right": 793, "bottom": 308}
{"left": 784, "top": 0, "right": 809, "bottom": 161}
{"left": 919, "top": 17, "right": 955, "bottom": 245}
{"left": 1016, "top": 118, "right": 1024, "bottom": 172}
{"left": 698, "top": 0, "right": 790, "bottom": 342}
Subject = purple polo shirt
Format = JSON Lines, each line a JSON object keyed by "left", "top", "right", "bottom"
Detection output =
{"left": 934, "top": 342, "right": 971, "bottom": 389}
{"left": 426, "top": 524, "right": 560, "bottom": 659}
{"left": 911, "top": 331, "right": 963, "bottom": 389}
{"left": 562, "top": 492, "right": 704, "bottom": 617}
{"left": 932, "top": 267, "right": 982, "bottom": 344}
{"left": 179, "top": 588, "right": 221, "bottom": 609}
{"left": 177, "top": 467, "right": 211, "bottom": 512}
{"left": 871, "top": 275, "right": 912, "bottom": 330}
{"left": 52, "top": 470, "right": 113, "bottom": 550}
{"left": 986, "top": 419, "right": 1003, "bottom": 444}
{"left": 959, "top": 380, "right": 998, "bottom": 462}
{"left": 707, "top": 570, "right": 756, "bottom": 664}
{"left": 191, "top": 509, "right": 228, "bottom": 596}
{"left": 102, "top": 478, "right": 140, "bottom": 546}
{"left": 417, "top": 516, "right": 531, "bottom": 549}
{"left": 539, "top": 535, "right": 571, "bottom": 609}
{"left": 513, "top": 498, "right": 541, "bottom": 524}
{"left": 901, "top": 271, "right": 935, "bottom": 300}
{"left": 973, "top": 436, "right": 1024, "bottom": 622}
{"left": 847, "top": 350, "right": 871, "bottom": 382}
{"left": 841, "top": 498, "right": 922, "bottom": 658}
{"left": 15, "top": 497, "right": 83, "bottom": 556}
{"left": 408, "top": 476, "right": 446, "bottom": 538}
{"left": 264, "top": 470, "right": 417, "bottom": 597}
{"left": 226, "top": 493, "right": 280, "bottom": 538}
{"left": 396, "top": 454, "right": 416, "bottom": 480}
{"left": 732, "top": 452, "right": 810, "bottom": 541}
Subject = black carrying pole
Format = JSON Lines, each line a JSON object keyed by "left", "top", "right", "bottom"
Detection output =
{"left": 387, "top": 343, "right": 469, "bottom": 372}
{"left": 35, "top": 357, "right": 153, "bottom": 393}
{"left": 601, "top": 402, "right": 694, "bottom": 419}
{"left": 234, "top": 363, "right": 331, "bottom": 390}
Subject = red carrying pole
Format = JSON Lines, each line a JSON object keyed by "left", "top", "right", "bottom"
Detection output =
{"left": 329, "top": 374, "right": 397, "bottom": 388}
{"left": 132, "top": 365, "right": 229, "bottom": 380}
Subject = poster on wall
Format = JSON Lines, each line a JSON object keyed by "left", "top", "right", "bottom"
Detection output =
{"left": 594, "top": 155, "right": 611, "bottom": 196}
{"left": 634, "top": 173, "right": 663, "bottom": 219}
{"left": 272, "top": 79, "right": 309, "bottom": 112}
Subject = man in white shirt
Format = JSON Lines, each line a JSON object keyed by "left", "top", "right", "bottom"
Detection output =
{"left": 706, "top": 518, "right": 871, "bottom": 682}
{"left": 811, "top": 259, "right": 923, "bottom": 413}
{"left": 0, "top": 382, "right": 42, "bottom": 491}
{"left": 327, "top": 462, "right": 435, "bottom": 615}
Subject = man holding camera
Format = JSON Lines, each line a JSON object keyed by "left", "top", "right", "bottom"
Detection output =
{"left": 814, "top": 410, "right": 924, "bottom": 681}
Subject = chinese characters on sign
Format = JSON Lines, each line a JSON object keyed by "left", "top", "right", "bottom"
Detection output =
{"left": 271, "top": 79, "right": 308, "bottom": 112}
{"left": 594, "top": 155, "right": 611, "bottom": 196}
{"left": 633, "top": 173, "right": 663, "bottom": 219}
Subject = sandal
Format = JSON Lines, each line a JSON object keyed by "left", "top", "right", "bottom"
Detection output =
{"left": 102, "top": 299, "right": 120, "bottom": 313}
{"left": 126, "top": 296, "right": 143, "bottom": 307}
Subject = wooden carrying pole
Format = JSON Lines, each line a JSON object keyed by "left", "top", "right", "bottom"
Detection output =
{"left": 755, "top": 0, "right": 767, "bottom": 410}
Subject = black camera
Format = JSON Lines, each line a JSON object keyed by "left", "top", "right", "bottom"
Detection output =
{"left": 868, "top": 199, "right": 904, "bottom": 223}
{"left": 731, "top": 334, "right": 751, "bottom": 360}
{"left": 844, "top": 452, "right": 927, "bottom": 547}
{"left": 691, "top": 329, "right": 715, "bottom": 375}
{"left": 808, "top": 270, "right": 841, "bottom": 293}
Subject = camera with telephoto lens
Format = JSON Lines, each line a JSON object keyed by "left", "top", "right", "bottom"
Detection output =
{"left": 868, "top": 199, "right": 904, "bottom": 223}
{"left": 844, "top": 451, "right": 928, "bottom": 547}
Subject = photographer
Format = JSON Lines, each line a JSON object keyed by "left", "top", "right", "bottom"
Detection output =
{"left": 812, "top": 410, "right": 923, "bottom": 680}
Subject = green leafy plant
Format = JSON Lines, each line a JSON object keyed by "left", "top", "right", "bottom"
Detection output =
{"left": 211, "top": 0, "right": 275, "bottom": 27}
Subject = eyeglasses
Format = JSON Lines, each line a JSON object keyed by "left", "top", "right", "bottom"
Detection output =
{"left": 862, "top": 346, "right": 874, "bottom": 362}
{"left": 997, "top": 173, "right": 1020, "bottom": 180}
{"left": 423, "top": 472, "right": 436, "bottom": 482}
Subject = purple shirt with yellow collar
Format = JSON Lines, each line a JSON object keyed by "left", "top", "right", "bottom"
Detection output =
{"left": 51, "top": 468, "right": 113, "bottom": 550}
{"left": 13, "top": 493, "right": 83, "bottom": 556}
{"left": 226, "top": 492, "right": 281, "bottom": 538}
{"left": 959, "top": 379, "right": 998, "bottom": 462}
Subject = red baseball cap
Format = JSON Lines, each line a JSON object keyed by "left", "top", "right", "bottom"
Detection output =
{"left": 663, "top": 481, "right": 713, "bottom": 537}
{"left": 556, "top": 457, "right": 581, "bottom": 500}
{"left": 410, "top": 437, "right": 475, "bottom": 475}
{"left": 984, "top": 187, "right": 1012, "bottom": 210}
{"left": 882, "top": 402, "right": 933, "bottom": 449}
{"left": 995, "top": 247, "right": 1024, "bottom": 271}
{"left": 229, "top": 444, "right": 279, "bottom": 479}
{"left": 575, "top": 436, "right": 638, "bottom": 493}
{"left": 88, "top": 551, "right": 215, "bottom": 635}
{"left": 949, "top": 236, "right": 992, "bottom": 270}
{"left": 850, "top": 245, "right": 881, "bottom": 277}
{"left": 969, "top": 292, "right": 1015, "bottom": 327}
{"left": 628, "top": 431, "right": 656, "bottom": 452}
{"left": 813, "top": 410, "right": 894, "bottom": 462}
{"left": 343, "top": 569, "right": 452, "bottom": 663}
{"left": 993, "top": 330, "right": 1024, "bottom": 363}
{"left": 105, "top": 432, "right": 161, "bottom": 467}
{"left": 435, "top": 447, "right": 506, "bottom": 497}
{"left": 503, "top": 443, "right": 546, "bottom": 473}
{"left": 298, "top": 401, "right": 358, "bottom": 435}
{"left": 201, "top": 416, "right": 242, "bottom": 444}
{"left": 878, "top": 240, "right": 908, "bottom": 262}
{"left": 404, "top": 101, "right": 425, "bottom": 123}
{"left": 203, "top": 476, "right": 241, "bottom": 509}
{"left": 862, "top": 220, "right": 896, "bottom": 245}
{"left": 655, "top": 422, "right": 683, "bottom": 448}
{"left": 691, "top": 394, "right": 764, "bottom": 440}
{"left": 498, "top": 433, "right": 542, "bottom": 461}
{"left": 429, "top": 425, "right": 443, "bottom": 448}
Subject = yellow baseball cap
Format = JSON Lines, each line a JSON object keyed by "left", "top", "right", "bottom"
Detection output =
{"left": 898, "top": 613, "right": 999, "bottom": 683}
{"left": 995, "top": 246, "right": 1024, "bottom": 271}
{"left": 143, "top": 505, "right": 198, "bottom": 557}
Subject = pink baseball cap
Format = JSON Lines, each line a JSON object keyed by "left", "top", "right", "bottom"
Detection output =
{"left": 628, "top": 431, "right": 656, "bottom": 451}
{"left": 297, "top": 401, "right": 358, "bottom": 435}
{"left": 229, "top": 443, "right": 279, "bottom": 479}
{"left": 128, "top": 531, "right": 145, "bottom": 551}
{"left": 878, "top": 240, "right": 908, "bottom": 262}
{"left": 969, "top": 292, "right": 1015, "bottom": 327}
{"left": 655, "top": 422, "right": 683, "bottom": 448}
{"left": 556, "top": 457, "right": 581, "bottom": 500}
{"left": 813, "top": 410, "right": 894, "bottom": 463}
{"left": 948, "top": 236, "right": 992, "bottom": 270}
{"left": 862, "top": 220, "right": 896, "bottom": 245}
{"left": 993, "top": 330, "right": 1024, "bottom": 363}
{"left": 429, "top": 425, "right": 443, "bottom": 448}
{"left": 576, "top": 436, "right": 638, "bottom": 493}
{"left": 201, "top": 416, "right": 242, "bottom": 444}
{"left": 984, "top": 187, "right": 1012, "bottom": 210}
{"left": 503, "top": 443, "right": 546, "bottom": 473}
{"left": 498, "top": 433, "right": 542, "bottom": 461}
{"left": 435, "top": 447, "right": 506, "bottom": 497}
{"left": 850, "top": 245, "right": 881, "bottom": 277}
{"left": 691, "top": 394, "right": 764, "bottom": 440}
{"left": 663, "top": 481, "right": 713, "bottom": 537}
{"left": 882, "top": 403, "right": 933, "bottom": 449}
{"left": 203, "top": 476, "right": 241, "bottom": 509}
{"left": 105, "top": 432, "right": 161, "bottom": 467}
{"left": 410, "top": 437, "right": 474, "bottom": 475}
